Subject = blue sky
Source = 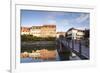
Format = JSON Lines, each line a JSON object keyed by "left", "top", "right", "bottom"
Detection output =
{"left": 21, "top": 10, "right": 90, "bottom": 32}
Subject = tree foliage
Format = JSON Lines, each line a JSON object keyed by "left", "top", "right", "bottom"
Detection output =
{"left": 21, "top": 34, "right": 56, "bottom": 41}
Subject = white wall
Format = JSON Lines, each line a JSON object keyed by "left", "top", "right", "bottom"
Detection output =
{"left": 0, "top": 0, "right": 99, "bottom": 73}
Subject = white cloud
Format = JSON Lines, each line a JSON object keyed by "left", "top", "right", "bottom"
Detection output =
{"left": 75, "top": 14, "right": 89, "bottom": 23}
{"left": 75, "top": 27, "right": 89, "bottom": 30}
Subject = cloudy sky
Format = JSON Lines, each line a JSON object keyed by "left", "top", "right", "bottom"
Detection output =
{"left": 21, "top": 10, "right": 90, "bottom": 32}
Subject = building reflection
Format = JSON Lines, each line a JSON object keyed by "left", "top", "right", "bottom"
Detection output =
{"left": 21, "top": 49, "right": 57, "bottom": 60}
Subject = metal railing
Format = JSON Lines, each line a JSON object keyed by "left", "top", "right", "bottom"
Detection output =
{"left": 57, "top": 38, "right": 89, "bottom": 60}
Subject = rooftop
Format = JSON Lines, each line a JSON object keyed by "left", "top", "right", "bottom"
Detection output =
{"left": 67, "top": 28, "right": 85, "bottom": 32}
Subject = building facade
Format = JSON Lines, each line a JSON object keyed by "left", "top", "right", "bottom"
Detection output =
{"left": 21, "top": 27, "right": 30, "bottom": 35}
{"left": 30, "top": 26, "right": 41, "bottom": 37}
{"left": 41, "top": 25, "right": 56, "bottom": 37}
{"left": 56, "top": 32, "right": 66, "bottom": 38}
{"left": 66, "top": 28, "right": 84, "bottom": 40}
{"left": 21, "top": 24, "right": 56, "bottom": 37}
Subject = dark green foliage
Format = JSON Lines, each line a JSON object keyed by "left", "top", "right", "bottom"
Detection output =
{"left": 21, "top": 34, "right": 56, "bottom": 41}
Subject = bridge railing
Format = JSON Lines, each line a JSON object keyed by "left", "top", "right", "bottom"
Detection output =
{"left": 67, "top": 39, "right": 89, "bottom": 59}
{"left": 56, "top": 38, "right": 72, "bottom": 60}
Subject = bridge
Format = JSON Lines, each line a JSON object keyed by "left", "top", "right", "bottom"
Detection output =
{"left": 56, "top": 37, "right": 89, "bottom": 61}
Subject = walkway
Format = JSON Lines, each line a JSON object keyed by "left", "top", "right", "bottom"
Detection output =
{"left": 57, "top": 38, "right": 82, "bottom": 60}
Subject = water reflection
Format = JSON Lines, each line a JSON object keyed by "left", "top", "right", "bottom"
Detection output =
{"left": 21, "top": 49, "right": 60, "bottom": 63}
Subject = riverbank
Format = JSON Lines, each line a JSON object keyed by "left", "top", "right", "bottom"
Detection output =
{"left": 21, "top": 41, "right": 56, "bottom": 52}
{"left": 21, "top": 40, "right": 56, "bottom": 45}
